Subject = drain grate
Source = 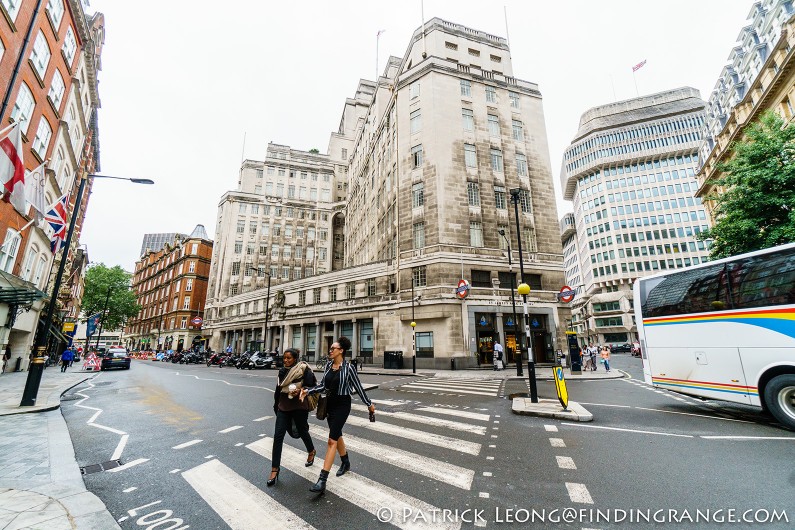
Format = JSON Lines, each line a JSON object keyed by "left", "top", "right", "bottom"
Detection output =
{"left": 80, "top": 460, "right": 122, "bottom": 475}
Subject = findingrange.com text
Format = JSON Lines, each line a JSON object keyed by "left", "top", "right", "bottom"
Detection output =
{"left": 375, "top": 507, "right": 790, "bottom": 525}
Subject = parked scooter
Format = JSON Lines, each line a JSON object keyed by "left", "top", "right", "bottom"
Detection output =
{"left": 235, "top": 352, "right": 252, "bottom": 369}
{"left": 247, "top": 351, "right": 272, "bottom": 369}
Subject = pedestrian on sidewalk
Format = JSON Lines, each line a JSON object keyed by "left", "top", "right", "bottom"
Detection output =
{"left": 588, "top": 343, "right": 598, "bottom": 371}
{"left": 267, "top": 348, "right": 317, "bottom": 487}
{"left": 1, "top": 347, "right": 9, "bottom": 374}
{"left": 601, "top": 346, "right": 611, "bottom": 372}
{"left": 493, "top": 342, "right": 504, "bottom": 371}
{"left": 300, "top": 336, "right": 375, "bottom": 494}
{"left": 60, "top": 348, "right": 74, "bottom": 372}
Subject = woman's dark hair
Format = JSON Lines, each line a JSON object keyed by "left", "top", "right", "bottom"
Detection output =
{"left": 337, "top": 336, "right": 351, "bottom": 356}
{"left": 283, "top": 348, "right": 300, "bottom": 361}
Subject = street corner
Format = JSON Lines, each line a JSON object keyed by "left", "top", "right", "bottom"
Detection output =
{"left": 511, "top": 397, "right": 594, "bottom": 422}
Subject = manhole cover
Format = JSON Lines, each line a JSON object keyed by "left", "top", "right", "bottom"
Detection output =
{"left": 80, "top": 460, "right": 122, "bottom": 475}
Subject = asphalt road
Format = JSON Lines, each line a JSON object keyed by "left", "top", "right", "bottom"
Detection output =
{"left": 60, "top": 355, "right": 794, "bottom": 529}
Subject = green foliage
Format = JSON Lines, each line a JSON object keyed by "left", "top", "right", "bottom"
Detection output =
{"left": 81, "top": 264, "right": 141, "bottom": 331}
{"left": 308, "top": 148, "right": 320, "bottom": 154}
{"left": 699, "top": 110, "right": 795, "bottom": 259}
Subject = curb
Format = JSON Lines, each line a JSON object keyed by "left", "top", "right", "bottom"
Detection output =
{"left": 511, "top": 398, "right": 594, "bottom": 422}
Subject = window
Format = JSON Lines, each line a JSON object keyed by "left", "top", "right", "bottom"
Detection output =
{"left": 490, "top": 149, "right": 503, "bottom": 172}
{"left": 21, "top": 245, "right": 39, "bottom": 281}
{"left": 234, "top": 242, "right": 242, "bottom": 254}
{"left": 467, "top": 181, "right": 480, "bottom": 206}
{"left": 471, "top": 270, "right": 491, "bottom": 287}
{"left": 11, "top": 83, "right": 35, "bottom": 134}
{"left": 30, "top": 31, "right": 51, "bottom": 79}
{"left": 412, "top": 266, "right": 426, "bottom": 287}
{"left": 183, "top": 296, "right": 191, "bottom": 310}
{"left": 410, "top": 109, "right": 421, "bottom": 133}
{"left": 485, "top": 85, "right": 496, "bottom": 103}
{"left": 313, "top": 288, "right": 321, "bottom": 304}
{"left": 239, "top": 203, "right": 247, "bottom": 213}
{"left": 416, "top": 331, "right": 434, "bottom": 358}
{"left": 299, "top": 291, "right": 306, "bottom": 306}
{"left": 1, "top": 0, "right": 21, "bottom": 21}
{"left": 410, "top": 82, "right": 420, "bottom": 99}
{"left": 512, "top": 120, "right": 524, "bottom": 141}
{"left": 494, "top": 186, "right": 506, "bottom": 209}
{"left": 346, "top": 282, "right": 355, "bottom": 299}
{"left": 231, "top": 262, "right": 240, "bottom": 275}
{"left": 62, "top": 26, "right": 77, "bottom": 66}
{"left": 32, "top": 118, "right": 52, "bottom": 157}
{"left": 519, "top": 190, "right": 532, "bottom": 213}
{"left": 509, "top": 92, "right": 520, "bottom": 108}
{"left": 288, "top": 185, "right": 295, "bottom": 198}
{"left": 515, "top": 153, "right": 528, "bottom": 176}
{"left": 462, "top": 108, "right": 474, "bottom": 131}
{"left": 522, "top": 273, "right": 542, "bottom": 290}
{"left": 487, "top": 114, "right": 500, "bottom": 137}
{"left": 460, "top": 79, "right": 471, "bottom": 97}
{"left": 48, "top": 69, "right": 65, "bottom": 110}
{"left": 470, "top": 221, "right": 484, "bottom": 247}
{"left": 464, "top": 144, "right": 477, "bottom": 168}
{"left": 191, "top": 243, "right": 198, "bottom": 254}
{"left": 413, "top": 222, "right": 425, "bottom": 248}
{"left": 523, "top": 227, "right": 538, "bottom": 252}
{"left": 367, "top": 278, "right": 376, "bottom": 296}
{"left": 186, "top": 279, "right": 193, "bottom": 291}
{"left": 411, "top": 145, "right": 423, "bottom": 168}
{"left": 445, "top": 41, "right": 458, "bottom": 50}
{"left": 412, "top": 182, "right": 424, "bottom": 208}
{"left": 282, "top": 266, "right": 290, "bottom": 279}
{"left": 180, "top": 317, "right": 188, "bottom": 329}
{"left": 330, "top": 287, "right": 337, "bottom": 302}
{"left": 33, "top": 255, "right": 46, "bottom": 287}
{"left": 236, "top": 220, "right": 245, "bottom": 233}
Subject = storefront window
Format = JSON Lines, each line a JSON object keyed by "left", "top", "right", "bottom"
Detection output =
{"left": 416, "top": 332, "right": 434, "bottom": 358}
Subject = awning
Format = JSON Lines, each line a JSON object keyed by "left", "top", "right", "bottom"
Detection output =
{"left": 49, "top": 324, "right": 70, "bottom": 344}
{"left": 0, "top": 268, "right": 47, "bottom": 305}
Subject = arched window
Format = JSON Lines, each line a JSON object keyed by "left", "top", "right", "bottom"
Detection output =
{"left": 48, "top": 69, "right": 65, "bottom": 111}
{"left": 33, "top": 255, "right": 48, "bottom": 287}
{"left": 11, "top": 83, "right": 35, "bottom": 134}
{"left": 0, "top": 229, "right": 22, "bottom": 273}
{"left": 22, "top": 244, "right": 39, "bottom": 281}
{"left": 30, "top": 31, "right": 51, "bottom": 78}
{"left": 32, "top": 117, "right": 52, "bottom": 157}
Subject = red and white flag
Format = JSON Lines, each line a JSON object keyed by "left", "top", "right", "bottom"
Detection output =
{"left": 0, "top": 122, "right": 28, "bottom": 214}
{"left": 632, "top": 59, "right": 647, "bottom": 73}
{"left": 25, "top": 162, "right": 48, "bottom": 222}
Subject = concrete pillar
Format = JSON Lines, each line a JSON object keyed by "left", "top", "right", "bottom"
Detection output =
{"left": 298, "top": 324, "right": 306, "bottom": 357}
{"left": 315, "top": 320, "right": 324, "bottom": 359}
{"left": 350, "top": 319, "right": 359, "bottom": 359}
{"left": 496, "top": 312, "right": 505, "bottom": 347}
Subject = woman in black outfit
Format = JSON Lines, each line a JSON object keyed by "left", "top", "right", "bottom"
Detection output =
{"left": 300, "top": 336, "right": 375, "bottom": 493}
{"left": 267, "top": 348, "right": 317, "bottom": 487}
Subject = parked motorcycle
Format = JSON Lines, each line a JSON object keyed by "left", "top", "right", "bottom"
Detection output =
{"left": 247, "top": 351, "right": 272, "bottom": 370}
{"left": 206, "top": 353, "right": 224, "bottom": 367}
{"left": 235, "top": 352, "right": 252, "bottom": 369}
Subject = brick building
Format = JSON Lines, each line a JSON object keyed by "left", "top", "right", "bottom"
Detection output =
{"left": 125, "top": 225, "right": 213, "bottom": 353}
{"left": 0, "top": 0, "right": 103, "bottom": 368}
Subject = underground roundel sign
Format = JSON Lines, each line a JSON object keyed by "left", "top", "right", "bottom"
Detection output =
{"left": 456, "top": 279, "right": 470, "bottom": 299}
{"left": 191, "top": 316, "right": 203, "bottom": 326}
{"left": 559, "top": 285, "right": 576, "bottom": 303}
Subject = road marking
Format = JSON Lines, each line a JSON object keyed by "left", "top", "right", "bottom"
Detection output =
{"left": 173, "top": 372, "right": 273, "bottom": 391}
{"left": 556, "top": 456, "right": 577, "bottom": 469}
{"left": 486, "top": 456, "right": 494, "bottom": 460}
{"left": 235, "top": 443, "right": 244, "bottom": 447}
{"left": 169, "top": 469, "right": 181, "bottom": 474}
{"left": 118, "top": 516, "right": 128, "bottom": 522}
{"left": 205, "top": 455, "right": 215, "bottom": 459}
{"left": 398, "top": 384, "right": 497, "bottom": 396}
{"left": 633, "top": 406, "right": 754, "bottom": 423}
{"left": 565, "top": 482, "right": 594, "bottom": 504}
{"left": 219, "top": 426, "right": 244, "bottom": 433}
{"left": 577, "top": 402, "right": 632, "bottom": 408}
{"left": 111, "top": 434, "right": 129, "bottom": 461}
{"left": 252, "top": 416, "right": 272, "bottom": 422}
{"left": 700, "top": 435, "right": 795, "bottom": 440}
{"left": 415, "top": 407, "right": 490, "bottom": 422}
{"left": 479, "top": 492, "right": 489, "bottom": 498}
{"left": 182, "top": 459, "right": 315, "bottom": 529}
{"left": 107, "top": 458, "right": 149, "bottom": 473}
{"left": 549, "top": 438, "right": 566, "bottom": 447}
{"left": 172, "top": 439, "right": 203, "bottom": 450}
{"left": 307, "top": 425, "right": 474, "bottom": 490}
{"left": 371, "top": 399, "right": 410, "bottom": 406}
{"left": 351, "top": 404, "right": 486, "bottom": 435}
{"left": 344, "top": 415, "right": 481, "bottom": 455}
{"left": 544, "top": 425, "right": 558, "bottom": 432}
{"left": 247, "top": 438, "right": 461, "bottom": 530}
{"left": 128, "top": 500, "right": 160, "bottom": 516}
{"left": 483, "top": 471, "right": 492, "bottom": 477}
{"left": 122, "top": 487, "right": 137, "bottom": 493}
{"left": 561, "top": 423, "right": 694, "bottom": 438}
{"left": 488, "top": 444, "right": 496, "bottom": 448}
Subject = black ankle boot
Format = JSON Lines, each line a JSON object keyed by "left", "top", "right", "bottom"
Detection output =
{"left": 336, "top": 454, "right": 350, "bottom": 476}
{"left": 310, "top": 469, "right": 329, "bottom": 493}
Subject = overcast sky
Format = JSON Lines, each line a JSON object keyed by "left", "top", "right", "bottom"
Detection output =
{"left": 82, "top": 0, "right": 753, "bottom": 271}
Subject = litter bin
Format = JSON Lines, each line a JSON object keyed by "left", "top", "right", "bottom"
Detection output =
{"left": 14, "top": 357, "right": 22, "bottom": 372}
{"left": 383, "top": 351, "right": 404, "bottom": 369}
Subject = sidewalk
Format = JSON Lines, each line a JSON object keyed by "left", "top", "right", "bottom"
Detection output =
{"left": 0, "top": 368, "right": 120, "bottom": 529}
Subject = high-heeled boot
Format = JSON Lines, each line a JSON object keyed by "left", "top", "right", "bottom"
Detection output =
{"left": 310, "top": 469, "right": 329, "bottom": 493}
{"left": 336, "top": 453, "right": 350, "bottom": 476}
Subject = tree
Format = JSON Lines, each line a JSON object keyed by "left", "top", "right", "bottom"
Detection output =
{"left": 81, "top": 264, "right": 141, "bottom": 331}
{"left": 308, "top": 148, "right": 320, "bottom": 154}
{"left": 699, "top": 110, "right": 795, "bottom": 259}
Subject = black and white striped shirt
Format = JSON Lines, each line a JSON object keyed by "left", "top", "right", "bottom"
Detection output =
{"left": 306, "top": 360, "right": 372, "bottom": 407}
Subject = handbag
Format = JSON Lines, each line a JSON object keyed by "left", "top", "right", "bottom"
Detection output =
{"left": 315, "top": 393, "right": 328, "bottom": 420}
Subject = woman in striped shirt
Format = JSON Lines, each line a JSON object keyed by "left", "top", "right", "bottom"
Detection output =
{"left": 300, "top": 336, "right": 375, "bottom": 494}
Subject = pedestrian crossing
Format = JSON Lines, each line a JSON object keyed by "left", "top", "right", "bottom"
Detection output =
{"left": 393, "top": 377, "right": 503, "bottom": 397}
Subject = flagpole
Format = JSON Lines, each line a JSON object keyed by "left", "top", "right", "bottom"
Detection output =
{"left": 610, "top": 74, "right": 617, "bottom": 102}
{"left": 632, "top": 70, "right": 639, "bottom": 97}
{"left": 376, "top": 31, "right": 379, "bottom": 81}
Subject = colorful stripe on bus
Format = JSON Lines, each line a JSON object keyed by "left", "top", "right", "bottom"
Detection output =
{"left": 643, "top": 307, "right": 795, "bottom": 340}
{"left": 651, "top": 376, "right": 758, "bottom": 396}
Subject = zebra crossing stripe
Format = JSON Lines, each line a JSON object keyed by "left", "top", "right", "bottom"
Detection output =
{"left": 247, "top": 438, "right": 461, "bottom": 530}
{"left": 182, "top": 459, "right": 315, "bottom": 529}
{"left": 344, "top": 415, "right": 481, "bottom": 455}
{"left": 307, "top": 425, "right": 474, "bottom": 490}
{"left": 415, "top": 407, "right": 491, "bottom": 422}
{"left": 418, "top": 379, "right": 502, "bottom": 388}
{"left": 400, "top": 384, "right": 497, "bottom": 396}
{"left": 350, "top": 404, "right": 486, "bottom": 435}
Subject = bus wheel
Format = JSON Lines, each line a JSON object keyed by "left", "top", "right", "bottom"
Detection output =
{"left": 764, "top": 374, "right": 795, "bottom": 430}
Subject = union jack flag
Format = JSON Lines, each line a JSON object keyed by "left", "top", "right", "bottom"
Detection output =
{"left": 632, "top": 59, "right": 647, "bottom": 72}
{"left": 45, "top": 193, "right": 69, "bottom": 253}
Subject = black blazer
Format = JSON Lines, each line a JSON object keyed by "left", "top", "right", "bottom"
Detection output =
{"left": 306, "top": 360, "right": 372, "bottom": 407}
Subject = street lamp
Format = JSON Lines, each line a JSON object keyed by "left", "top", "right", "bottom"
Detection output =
{"left": 411, "top": 275, "right": 417, "bottom": 374}
{"left": 247, "top": 266, "right": 272, "bottom": 353}
{"left": 21, "top": 173, "right": 154, "bottom": 406}
{"left": 509, "top": 188, "right": 538, "bottom": 403}
{"left": 498, "top": 229, "right": 523, "bottom": 377}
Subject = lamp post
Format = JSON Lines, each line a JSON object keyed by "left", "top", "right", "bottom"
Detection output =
{"left": 411, "top": 276, "right": 416, "bottom": 374}
{"left": 509, "top": 188, "right": 538, "bottom": 403}
{"left": 263, "top": 271, "right": 272, "bottom": 352}
{"left": 498, "top": 229, "right": 523, "bottom": 377}
{"left": 21, "top": 173, "right": 154, "bottom": 406}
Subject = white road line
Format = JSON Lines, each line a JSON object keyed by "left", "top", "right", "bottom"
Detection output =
{"left": 700, "top": 435, "right": 795, "bottom": 440}
{"left": 182, "top": 459, "right": 315, "bottom": 530}
{"left": 219, "top": 426, "right": 244, "bottom": 433}
{"left": 561, "top": 423, "right": 694, "bottom": 438}
{"left": 235, "top": 443, "right": 244, "bottom": 447}
{"left": 107, "top": 458, "right": 149, "bottom": 473}
{"left": 415, "top": 407, "right": 490, "bottom": 422}
{"left": 173, "top": 372, "right": 273, "bottom": 391}
{"left": 556, "top": 456, "right": 577, "bottom": 469}
{"left": 90, "top": 423, "right": 127, "bottom": 435}
{"left": 307, "top": 425, "right": 474, "bottom": 490}
{"left": 414, "top": 380, "right": 502, "bottom": 389}
{"left": 351, "top": 404, "right": 486, "bottom": 435}
{"left": 169, "top": 469, "right": 181, "bottom": 474}
{"left": 544, "top": 425, "right": 558, "bottom": 432}
{"left": 634, "top": 406, "right": 754, "bottom": 423}
{"left": 110, "top": 434, "right": 129, "bottom": 461}
{"left": 549, "top": 438, "right": 566, "bottom": 447}
{"left": 247, "top": 438, "right": 461, "bottom": 530}
{"left": 122, "top": 487, "right": 137, "bottom": 493}
{"left": 400, "top": 384, "right": 496, "bottom": 396}
{"left": 565, "top": 482, "right": 594, "bottom": 504}
{"left": 479, "top": 492, "right": 490, "bottom": 498}
{"left": 172, "top": 439, "right": 203, "bottom": 450}
{"left": 421, "top": 378, "right": 502, "bottom": 384}
{"left": 252, "top": 416, "right": 272, "bottom": 422}
{"left": 577, "top": 402, "right": 632, "bottom": 408}
{"left": 344, "top": 415, "right": 481, "bottom": 455}
{"left": 371, "top": 399, "right": 410, "bottom": 406}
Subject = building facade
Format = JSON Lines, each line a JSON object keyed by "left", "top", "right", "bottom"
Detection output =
{"left": 124, "top": 225, "right": 212, "bottom": 352}
{"left": 204, "top": 18, "right": 570, "bottom": 368}
{"left": 696, "top": 1, "right": 795, "bottom": 217}
{"left": 560, "top": 88, "right": 713, "bottom": 347}
{"left": 0, "top": 0, "right": 103, "bottom": 369}
{"left": 140, "top": 232, "right": 187, "bottom": 257}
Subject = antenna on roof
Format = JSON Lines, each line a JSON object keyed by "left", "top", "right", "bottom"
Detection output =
{"left": 504, "top": 5, "right": 510, "bottom": 49}
{"left": 420, "top": 0, "right": 427, "bottom": 58}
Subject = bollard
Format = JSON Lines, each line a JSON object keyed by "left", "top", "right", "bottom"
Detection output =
{"left": 14, "top": 357, "right": 22, "bottom": 372}
{"left": 450, "top": 358, "right": 455, "bottom": 371}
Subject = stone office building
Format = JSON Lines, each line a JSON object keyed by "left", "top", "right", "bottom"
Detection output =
{"left": 204, "top": 18, "right": 570, "bottom": 368}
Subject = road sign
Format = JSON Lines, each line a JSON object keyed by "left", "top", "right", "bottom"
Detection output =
{"left": 191, "top": 316, "right": 203, "bottom": 326}
{"left": 553, "top": 366, "right": 569, "bottom": 410}
{"left": 558, "top": 285, "right": 576, "bottom": 303}
{"left": 455, "top": 279, "right": 470, "bottom": 299}
{"left": 62, "top": 322, "right": 75, "bottom": 332}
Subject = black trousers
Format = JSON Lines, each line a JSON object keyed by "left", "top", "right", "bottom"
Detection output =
{"left": 271, "top": 409, "right": 314, "bottom": 468}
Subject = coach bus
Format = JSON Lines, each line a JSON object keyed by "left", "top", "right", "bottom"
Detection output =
{"left": 633, "top": 242, "right": 795, "bottom": 430}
